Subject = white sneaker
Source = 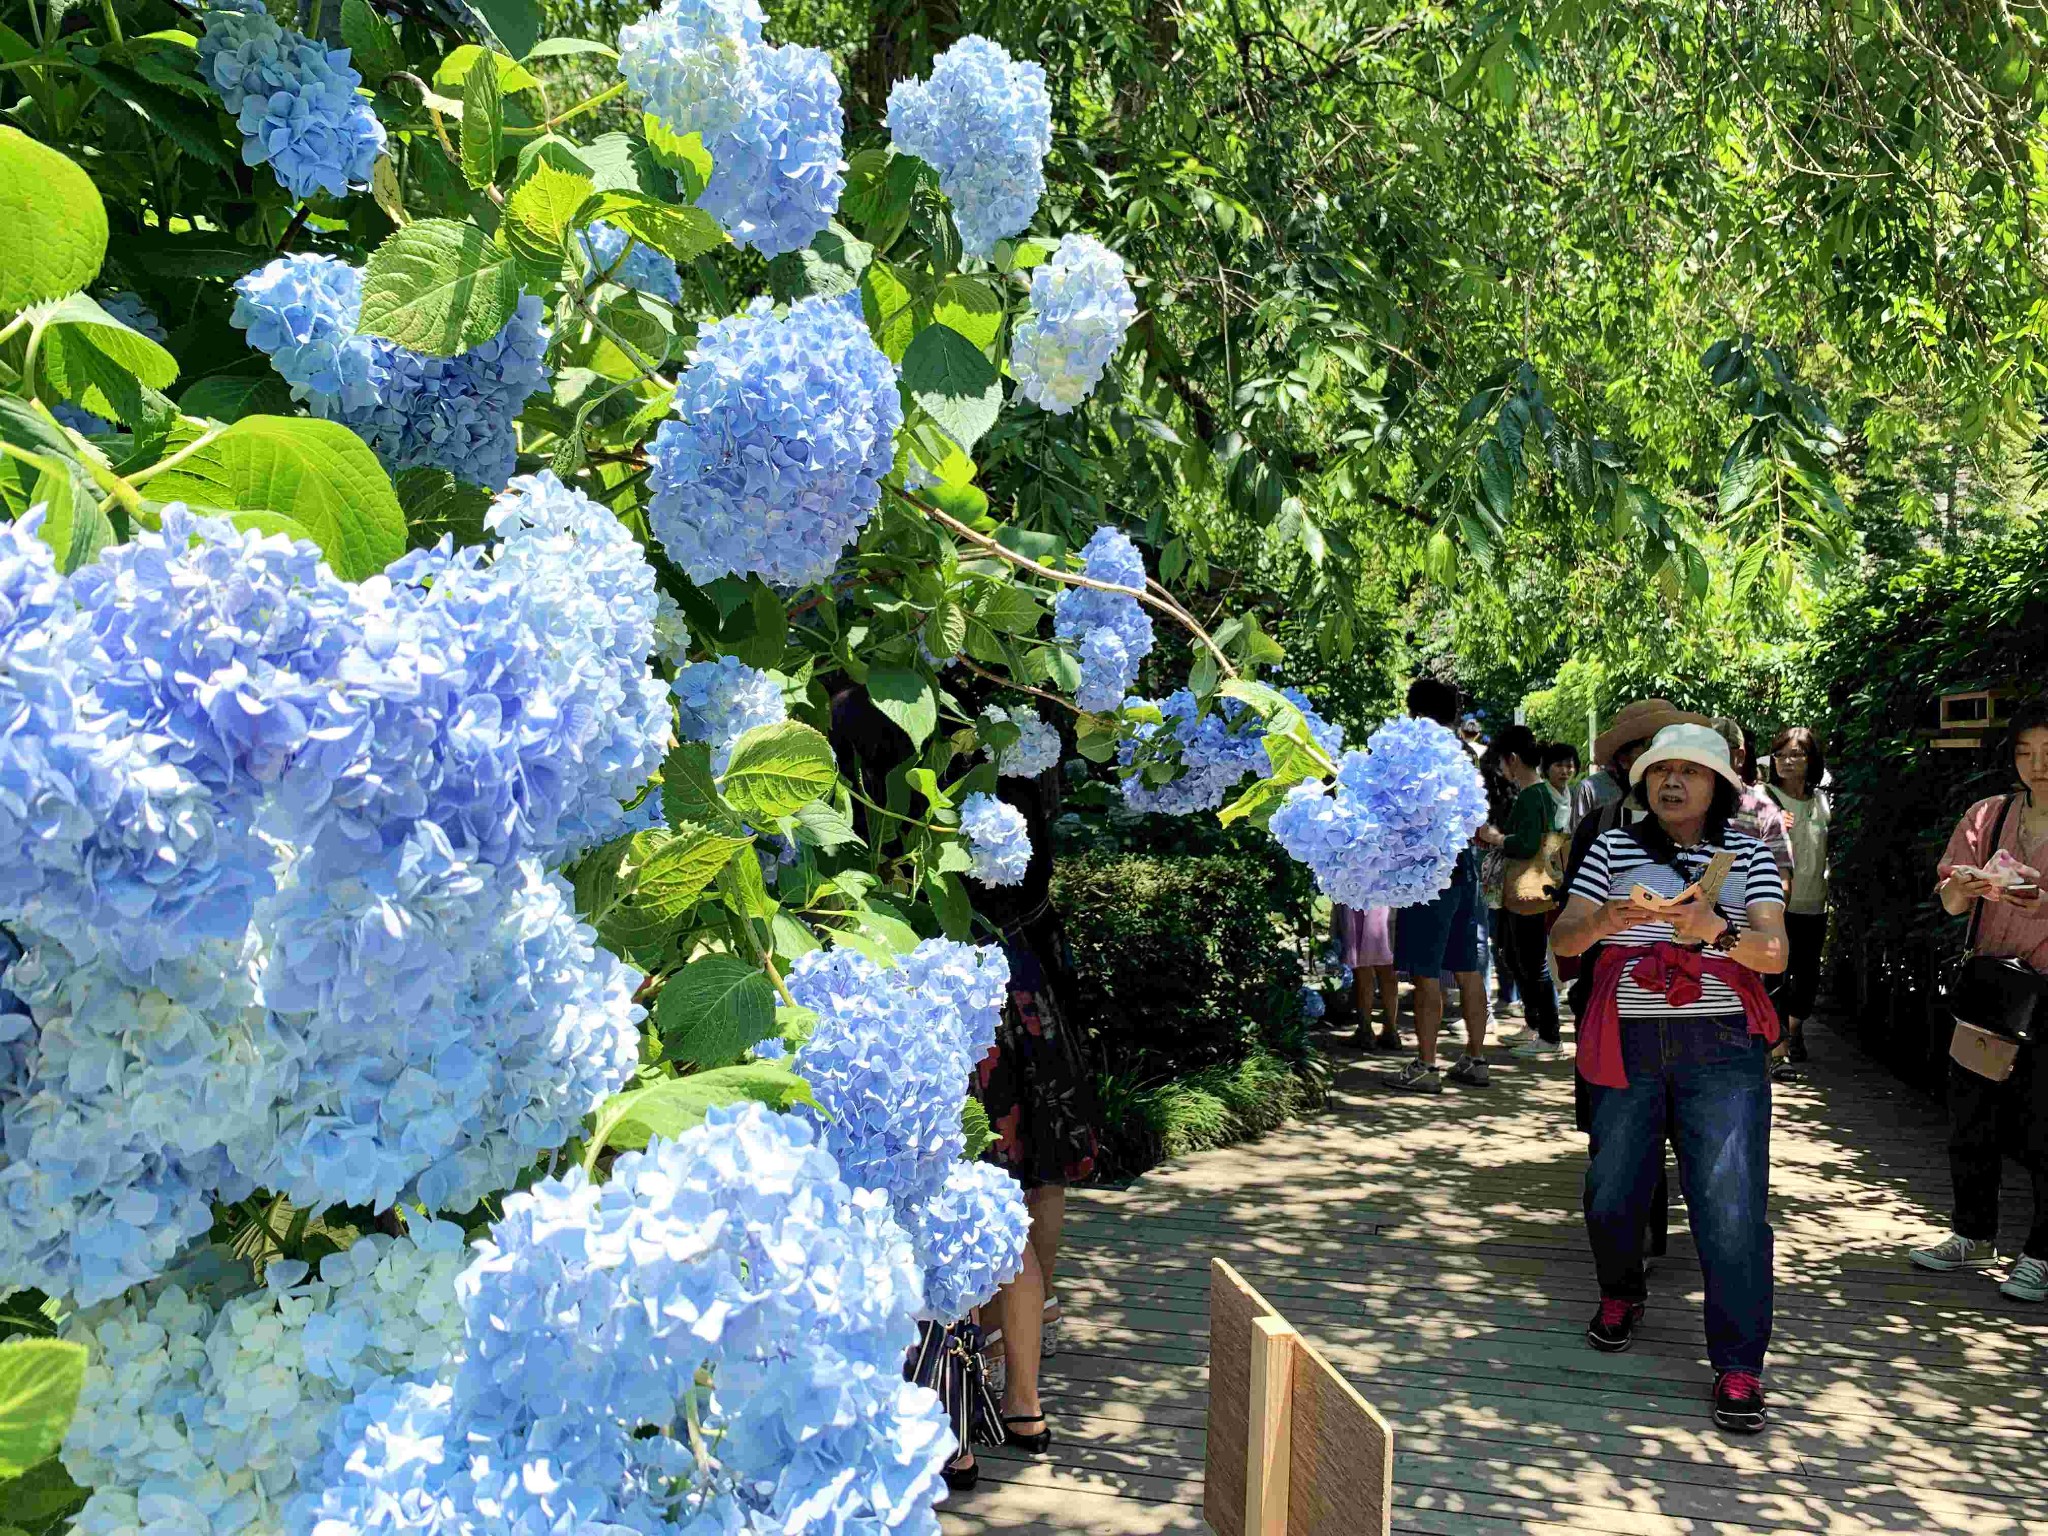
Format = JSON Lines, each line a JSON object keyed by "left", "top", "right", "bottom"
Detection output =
{"left": 1909, "top": 1232, "right": 1999, "bottom": 1272}
{"left": 1509, "top": 1037, "right": 1565, "bottom": 1060}
{"left": 2000, "top": 1254, "right": 2048, "bottom": 1302}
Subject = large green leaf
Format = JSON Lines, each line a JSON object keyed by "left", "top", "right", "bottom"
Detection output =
{"left": 0, "top": 128, "right": 105, "bottom": 310}
{"left": 28, "top": 459, "right": 111, "bottom": 574}
{"left": 0, "top": 1454, "right": 85, "bottom": 1536}
{"left": 468, "top": 0, "right": 543, "bottom": 59}
{"left": 33, "top": 294, "right": 178, "bottom": 426}
{"left": 901, "top": 323, "right": 1002, "bottom": 452}
{"left": 866, "top": 667, "right": 937, "bottom": 747}
{"left": 577, "top": 191, "right": 727, "bottom": 265}
{"left": 1475, "top": 437, "right": 1513, "bottom": 523}
{"left": 589, "top": 1063, "right": 818, "bottom": 1159}
{"left": 720, "top": 722, "right": 839, "bottom": 824}
{"left": 662, "top": 741, "right": 746, "bottom": 835}
{"left": 0, "top": 1338, "right": 85, "bottom": 1478}
{"left": 460, "top": 51, "right": 503, "bottom": 191}
{"left": 656, "top": 954, "right": 777, "bottom": 1069}
{"left": 1716, "top": 429, "right": 1773, "bottom": 518}
{"left": 340, "top": 0, "right": 406, "bottom": 83}
{"left": 145, "top": 417, "right": 406, "bottom": 579}
{"left": 357, "top": 220, "right": 522, "bottom": 357}
{"left": 934, "top": 275, "right": 1003, "bottom": 350}
{"left": 505, "top": 161, "right": 595, "bottom": 263}
{"left": 178, "top": 369, "right": 294, "bottom": 424}
{"left": 591, "top": 825, "right": 752, "bottom": 953}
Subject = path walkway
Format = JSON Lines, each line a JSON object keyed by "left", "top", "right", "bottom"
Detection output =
{"left": 940, "top": 1019, "right": 2048, "bottom": 1534}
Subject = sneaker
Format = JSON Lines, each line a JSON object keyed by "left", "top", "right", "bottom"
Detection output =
{"left": 1496, "top": 999, "right": 1525, "bottom": 1019}
{"left": 2000, "top": 1254, "right": 2048, "bottom": 1303}
{"left": 1909, "top": 1232, "right": 2000, "bottom": 1272}
{"left": 1445, "top": 1055, "right": 1492, "bottom": 1088}
{"left": 1770, "top": 1058, "right": 1803, "bottom": 1084}
{"left": 1373, "top": 1029, "right": 1403, "bottom": 1053}
{"left": 1585, "top": 1297, "right": 1643, "bottom": 1353}
{"left": 1509, "top": 1036, "right": 1565, "bottom": 1060}
{"left": 1713, "top": 1371, "right": 1768, "bottom": 1434}
{"left": 1787, "top": 1029, "right": 1810, "bottom": 1064}
{"left": 1388, "top": 1058, "right": 1443, "bottom": 1094}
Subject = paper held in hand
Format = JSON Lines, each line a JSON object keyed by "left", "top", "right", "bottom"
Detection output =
{"left": 1950, "top": 848, "right": 2042, "bottom": 889}
{"left": 1629, "top": 851, "right": 1739, "bottom": 913}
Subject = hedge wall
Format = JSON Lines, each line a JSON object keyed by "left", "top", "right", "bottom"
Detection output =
{"left": 1799, "top": 517, "right": 2048, "bottom": 1084}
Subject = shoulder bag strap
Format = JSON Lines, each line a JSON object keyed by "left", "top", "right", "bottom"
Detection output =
{"left": 1964, "top": 794, "right": 2020, "bottom": 955}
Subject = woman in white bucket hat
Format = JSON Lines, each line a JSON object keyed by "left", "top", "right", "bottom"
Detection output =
{"left": 1552, "top": 722, "right": 1789, "bottom": 1434}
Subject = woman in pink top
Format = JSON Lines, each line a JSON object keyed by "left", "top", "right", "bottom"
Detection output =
{"left": 1909, "top": 700, "right": 2048, "bottom": 1303}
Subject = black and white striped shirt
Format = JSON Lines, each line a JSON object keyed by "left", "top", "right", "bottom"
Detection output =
{"left": 1568, "top": 827, "right": 1786, "bottom": 1017}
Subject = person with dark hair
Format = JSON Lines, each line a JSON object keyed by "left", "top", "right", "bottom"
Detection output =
{"left": 1711, "top": 716, "right": 1795, "bottom": 883}
{"left": 1542, "top": 740, "right": 1582, "bottom": 810}
{"left": 828, "top": 684, "right": 1098, "bottom": 1475}
{"left": 1551, "top": 723, "right": 1788, "bottom": 1434}
{"left": 1911, "top": 699, "right": 2048, "bottom": 1304}
{"left": 1493, "top": 725, "right": 1565, "bottom": 1054}
{"left": 1389, "top": 678, "right": 1495, "bottom": 1092}
{"left": 1764, "top": 727, "right": 1830, "bottom": 1074}
{"left": 1478, "top": 730, "right": 1529, "bottom": 1021}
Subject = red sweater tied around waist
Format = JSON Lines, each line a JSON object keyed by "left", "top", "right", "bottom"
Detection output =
{"left": 1575, "top": 943, "right": 1780, "bottom": 1089}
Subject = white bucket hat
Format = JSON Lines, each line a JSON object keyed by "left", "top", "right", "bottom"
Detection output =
{"left": 1628, "top": 722, "right": 1745, "bottom": 792}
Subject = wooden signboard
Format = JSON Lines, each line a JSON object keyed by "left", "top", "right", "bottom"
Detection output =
{"left": 1204, "top": 1258, "right": 1394, "bottom": 1536}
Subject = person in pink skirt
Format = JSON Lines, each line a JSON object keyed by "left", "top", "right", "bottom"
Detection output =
{"left": 1339, "top": 904, "right": 1402, "bottom": 1051}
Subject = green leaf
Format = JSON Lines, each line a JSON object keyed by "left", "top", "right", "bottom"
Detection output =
{"left": 720, "top": 722, "right": 839, "bottom": 824}
{"left": 1475, "top": 437, "right": 1513, "bottom": 523}
{"left": 970, "top": 585, "right": 1046, "bottom": 635}
{"left": 433, "top": 45, "right": 540, "bottom": 94}
{"left": 178, "top": 369, "right": 293, "bottom": 424}
{"left": 1218, "top": 775, "right": 1293, "bottom": 829}
{"left": 657, "top": 954, "right": 777, "bottom": 1069}
{"left": 902, "top": 324, "right": 1003, "bottom": 452}
{"left": 640, "top": 117, "right": 712, "bottom": 200}
{"left": 860, "top": 261, "right": 922, "bottom": 363}
{"left": 504, "top": 161, "right": 595, "bottom": 262}
{"left": 396, "top": 467, "right": 492, "bottom": 550}
{"left": 933, "top": 276, "right": 1003, "bottom": 350}
{"left": 145, "top": 416, "right": 406, "bottom": 580}
{"left": 32, "top": 294, "right": 179, "bottom": 426}
{"left": 867, "top": 666, "right": 937, "bottom": 747}
{"left": 1717, "top": 430, "right": 1773, "bottom": 518}
{"left": 590, "top": 1062, "right": 818, "bottom": 1158}
{"left": 357, "top": 220, "right": 522, "bottom": 358}
{"left": 0, "top": 129, "right": 105, "bottom": 311}
{"left": 0, "top": 1455, "right": 85, "bottom": 1536}
{"left": 592, "top": 826, "right": 752, "bottom": 953}
{"left": 467, "top": 0, "right": 543, "bottom": 59}
{"left": 525, "top": 37, "right": 619, "bottom": 61}
{"left": 340, "top": 0, "right": 406, "bottom": 84}
{"left": 791, "top": 799, "right": 862, "bottom": 849}
{"left": 29, "top": 460, "right": 111, "bottom": 574}
{"left": 663, "top": 741, "right": 746, "bottom": 835}
{"left": 578, "top": 191, "right": 727, "bottom": 265}
{"left": 460, "top": 51, "right": 504, "bottom": 191}
{"left": 0, "top": 1338, "right": 85, "bottom": 1478}
{"left": 961, "top": 1097, "right": 997, "bottom": 1160}
{"left": 928, "top": 868, "right": 973, "bottom": 939}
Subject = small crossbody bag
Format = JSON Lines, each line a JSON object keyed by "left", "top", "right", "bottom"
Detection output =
{"left": 1942, "top": 794, "right": 2048, "bottom": 1050}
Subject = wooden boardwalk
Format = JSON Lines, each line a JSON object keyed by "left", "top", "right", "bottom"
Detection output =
{"left": 940, "top": 1019, "right": 2048, "bottom": 1535}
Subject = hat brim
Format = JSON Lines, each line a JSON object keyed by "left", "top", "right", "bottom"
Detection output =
{"left": 1629, "top": 746, "right": 1745, "bottom": 793}
{"left": 1594, "top": 708, "right": 1711, "bottom": 765}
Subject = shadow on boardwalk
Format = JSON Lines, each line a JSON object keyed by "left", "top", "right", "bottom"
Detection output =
{"left": 941, "top": 1018, "right": 2048, "bottom": 1535}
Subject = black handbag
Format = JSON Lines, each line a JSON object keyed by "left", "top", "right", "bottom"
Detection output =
{"left": 906, "top": 1319, "right": 1003, "bottom": 1451}
{"left": 1942, "top": 794, "right": 2048, "bottom": 1047}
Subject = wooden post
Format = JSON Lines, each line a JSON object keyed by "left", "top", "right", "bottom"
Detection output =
{"left": 1246, "top": 1314, "right": 1297, "bottom": 1536}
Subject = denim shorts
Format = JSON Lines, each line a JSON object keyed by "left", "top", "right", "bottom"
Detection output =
{"left": 1394, "top": 851, "right": 1482, "bottom": 976}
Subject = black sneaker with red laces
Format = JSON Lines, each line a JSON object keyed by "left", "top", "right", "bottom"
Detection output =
{"left": 1713, "top": 1370, "right": 1768, "bottom": 1434}
{"left": 1585, "top": 1297, "right": 1643, "bottom": 1353}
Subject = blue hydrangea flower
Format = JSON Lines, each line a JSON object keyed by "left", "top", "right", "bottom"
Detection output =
{"left": 619, "top": 0, "right": 767, "bottom": 142}
{"left": 647, "top": 293, "right": 901, "bottom": 585}
{"left": 960, "top": 790, "right": 1030, "bottom": 886}
{"left": 1300, "top": 986, "right": 1326, "bottom": 1020}
{"left": 232, "top": 254, "right": 549, "bottom": 489}
{"left": 790, "top": 939, "right": 1008, "bottom": 1206}
{"left": 672, "top": 654, "right": 786, "bottom": 773}
{"left": 292, "top": 1106, "right": 953, "bottom": 1536}
{"left": 701, "top": 42, "right": 846, "bottom": 258}
{"left": 886, "top": 36, "right": 1051, "bottom": 258}
{"left": 97, "top": 291, "right": 167, "bottom": 342}
{"left": 1011, "top": 233, "right": 1138, "bottom": 413}
{"left": 1053, "top": 526, "right": 1153, "bottom": 712}
{"left": 60, "top": 1225, "right": 468, "bottom": 1536}
{"left": 901, "top": 1159, "right": 1030, "bottom": 1321}
{"left": 198, "top": 1, "right": 386, "bottom": 200}
{"left": 577, "top": 220, "right": 684, "bottom": 303}
{"left": 1270, "top": 718, "right": 1488, "bottom": 909}
{"left": 1119, "top": 687, "right": 1342, "bottom": 815}
{"left": 982, "top": 703, "right": 1061, "bottom": 777}
{"left": 651, "top": 589, "right": 691, "bottom": 670}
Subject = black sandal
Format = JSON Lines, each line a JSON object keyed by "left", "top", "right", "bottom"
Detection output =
{"left": 942, "top": 1454, "right": 978, "bottom": 1492}
{"left": 1002, "top": 1414, "right": 1052, "bottom": 1454}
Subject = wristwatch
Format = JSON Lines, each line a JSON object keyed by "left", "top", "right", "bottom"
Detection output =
{"left": 1704, "top": 917, "right": 1737, "bottom": 953}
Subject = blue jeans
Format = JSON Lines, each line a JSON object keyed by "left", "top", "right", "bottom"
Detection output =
{"left": 1583, "top": 1013, "right": 1774, "bottom": 1373}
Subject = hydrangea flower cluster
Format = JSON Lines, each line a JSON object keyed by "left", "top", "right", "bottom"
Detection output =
{"left": 1118, "top": 688, "right": 1343, "bottom": 816}
{"left": 231, "top": 253, "right": 550, "bottom": 489}
{"left": 60, "top": 1225, "right": 469, "bottom": 1536}
{"left": 1270, "top": 718, "right": 1489, "bottom": 910}
{"left": 578, "top": 219, "right": 684, "bottom": 303}
{"left": 900, "top": 1159, "right": 1031, "bottom": 1319}
{"left": 1011, "top": 234, "right": 1139, "bottom": 413}
{"left": 652, "top": 588, "right": 692, "bottom": 669}
{"left": 886, "top": 36, "right": 1052, "bottom": 258}
{"left": 0, "top": 487, "right": 659, "bottom": 1301}
{"left": 960, "top": 790, "right": 1031, "bottom": 886}
{"left": 672, "top": 654, "right": 787, "bottom": 772}
{"left": 1300, "top": 987, "right": 1327, "bottom": 1021}
{"left": 701, "top": 42, "right": 847, "bottom": 258}
{"left": 1054, "top": 525, "right": 1154, "bottom": 712}
{"left": 292, "top": 1106, "right": 955, "bottom": 1536}
{"left": 983, "top": 703, "right": 1062, "bottom": 777}
{"left": 619, "top": 0, "right": 767, "bottom": 142}
{"left": 197, "top": 0, "right": 386, "bottom": 200}
{"left": 648, "top": 293, "right": 901, "bottom": 585}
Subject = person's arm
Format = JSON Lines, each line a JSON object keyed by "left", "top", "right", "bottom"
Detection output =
{"left": 1552, "top": 891, "right": 1656, "bottom": 957}
{"left": 1937, "top": 798, "right": 2004, "bottom": 913}
{"left": 1501, "top": 785, "right": 1548, "bottom": 860}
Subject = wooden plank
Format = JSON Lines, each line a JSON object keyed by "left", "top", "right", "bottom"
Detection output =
{"left": 1288, "top": 1329, "right": 1393, "bottom": 1536}
{"left": 1203, "top": 1257, "right": 1279, "bottom": 1536}
{"left": 1247, "top": 1315, "right": 1295, "bottom": 1535}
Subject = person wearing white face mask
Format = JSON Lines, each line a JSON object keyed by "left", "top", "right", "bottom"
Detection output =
{"left": 1552, "top": 723, "right": 1789, "bottom": 1435}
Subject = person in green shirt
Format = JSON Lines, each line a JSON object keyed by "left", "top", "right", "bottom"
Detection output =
{"left": 1501, "top": 738, "right": 1566, "bottom": 1053}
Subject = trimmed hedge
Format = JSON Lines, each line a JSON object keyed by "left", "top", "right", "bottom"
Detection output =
{"left": 1798, "top": 517, "right": 2048, "bottom": 1083}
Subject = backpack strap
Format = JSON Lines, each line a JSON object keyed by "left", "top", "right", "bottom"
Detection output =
{"left": 1964, "top": 794, "right": 2020, "bottom": 955}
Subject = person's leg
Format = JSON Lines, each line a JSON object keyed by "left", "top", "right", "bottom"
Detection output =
{"left": 1411, "top": 976, "right": 1444, "bottom": 1066}
{"left": 1393, "top": 892, "right": 1455, "bottom": 1072}
{"left": 1667, "top": 1020, "right": 1774, "bottom": 1376}
{"left": 1489, "top": 907, "right": 1518, "bottom": 1008}
{"left": 1583, "top": 1042, "right": 1669, "bottom": 1307}
{"left": 1507, "top": 911, "right": 1560, "bottom": 1043}
{"left": 1945, "top": 1059, "right": 2007, "bottom": 1249}
{"left": 1028, "top": 1183, "right": 1065, "bottom": 1290}
{"left": 994, "top": 1242, "right": 1048, "bottom": 1429}
{"left": 1374, "top": 966, "right": 1401, "bottom": 1042}
{"left": 1456, "top": 969, "right": 1488, "bottom": 1059}
{"left": 1785, "top": 912, "right": 1825, "bottom": 1060}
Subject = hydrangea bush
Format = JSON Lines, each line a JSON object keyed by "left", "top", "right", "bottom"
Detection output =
{"left": 0, "top": 7, "right": 1482, "bottom": 1527}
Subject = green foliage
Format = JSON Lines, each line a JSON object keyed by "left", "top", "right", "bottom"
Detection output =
{"left": 1103, "top": 1049, "right": 1318, "bottom": 1171}
{"left": 0, "top": 1337, "right": 85, "bottom": 1478}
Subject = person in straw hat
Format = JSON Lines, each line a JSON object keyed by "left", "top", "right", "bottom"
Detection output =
{"left": 1569, "top": 698, "right": 1712, "bottom": 840}
{"left": 1552, "top": 722, "right": 1789, "bottom": 1435}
